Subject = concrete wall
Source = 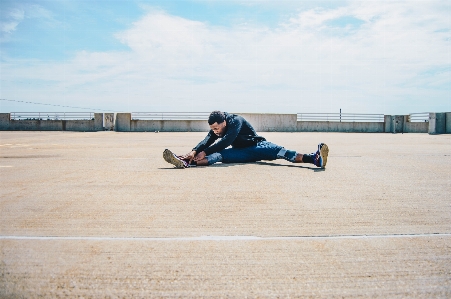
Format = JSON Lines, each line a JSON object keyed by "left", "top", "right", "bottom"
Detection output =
{"left": 8, "top": 119, "right": 63, "bottom": 131}
{"left": 428, "top": 113, "right": 446, "bottom": 134}
{"left": 104, "top": 113, "right": 115, "bottom": 131}
{"left": 382, "top": 115, "right": 428, "bottom": 133}
{"left": 130, "top": 119, "right": 209, "bottom": 132}
{"left": 115, "top": 113, "right": 131, "bottom": 132}
{"left": 384, "top": 115, "right": 391, "bottom": 133}
{"left": 385, "top": 115, "right": 406, "bottom": 133}
{"left": 0, "top": 113, "right": 103, "bottom": 131}
{"left": 404, "top": 122, "right": 428, "bottom": 133}
{"left": 446, "top": 113, "right": 451, "bottom": 134}
{"left": 1, "top": 112, "right": 448, "bottom": 133}
{"left": 296, "top": 121, "right": 384, "bottom": 133}
{"left": 125, "top": 113, "right": 297, "bottom": 132}
{"left": 239, "top": 113, "right": 297, "bottom": 132}
{"left": 0, "top": 113, "right": 10, "bottom": 130}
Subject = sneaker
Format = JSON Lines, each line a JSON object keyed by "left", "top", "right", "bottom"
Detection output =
{"left": 163, "top": 149, "right": 189, "bottom": 169}
{"left": 313, "top": 143, "right": 329, "bottom": 168}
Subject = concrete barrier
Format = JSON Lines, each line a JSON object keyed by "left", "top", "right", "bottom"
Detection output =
{"left": 123, "top": 113, "right": 297, "bottom": 132}
{"left": 384, "top": 115, "right": 391, "bottom": 133}
{"left": 239, "top": 113, "right": 297, "bottom": 132}
{"left": 1, "top": 112, "right": 449, "bottom": 133}
{"left": 404, "top": 122, "right": 428, "bottom": 133}
{"left": 0, "top": 113, "right": 11, "bottom": 130}
{"left": 104, "top": 113, "right": 115, "bottom": 131}
{"left": 384, "top": 115, "right": 407, "bottom": 133}
{"left": 446, "top": 112, "right": 451, "bottom": 134}
{"left": 296, "top": 121, "right": 384, "bottom": 133}
{"left": 130, "top": 119, "right": 209, "bottom": 132}
{"left": 65, "top": 113, "right": 103, "bottom": 131}
{"left": 383, "top": 115, "right": 429, "bottom": 133}
{"left": 115, "top": 113, "right": 131, "bottom": 132}
{"left": 9, "top": 119, "right": 63, "bottom": 131}
{"left": 0, "top": 113, "right": 103, "bottom": 131}
{"left": 428, "top": 113, "right": 446, "bottom": 134}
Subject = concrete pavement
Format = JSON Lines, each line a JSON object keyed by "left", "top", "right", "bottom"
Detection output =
{"left": 1, "top": 131, "right": 450, "bottom": 298}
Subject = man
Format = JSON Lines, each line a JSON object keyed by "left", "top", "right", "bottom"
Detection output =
{"left": 163, "top": 111, "right": 329, "bottom": 169}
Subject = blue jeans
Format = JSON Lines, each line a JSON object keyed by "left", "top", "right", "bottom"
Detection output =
{"left": 208, "top": 141, "right": 283, "bottom": 165}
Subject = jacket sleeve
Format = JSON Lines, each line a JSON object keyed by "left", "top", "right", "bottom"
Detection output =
{"left": 192, "top": 131, "right": 218, "bottom": 153}
{"left": 203, "top": 117, "right": 242, "bottom": 155}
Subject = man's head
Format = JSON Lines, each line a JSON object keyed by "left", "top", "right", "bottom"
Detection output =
{"left": 208, "top": 111, "right": 227, "bottom": 136}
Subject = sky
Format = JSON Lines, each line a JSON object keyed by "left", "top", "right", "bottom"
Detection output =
{"left": 0, "top": 0, "right": 450, "bottom": 114}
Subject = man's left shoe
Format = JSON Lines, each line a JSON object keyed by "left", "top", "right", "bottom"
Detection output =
{"left": 313, "top": 143, "right": 329, "bottom": 168}
{"left": 163, "top": 149, "right": 188, "bottom": 169}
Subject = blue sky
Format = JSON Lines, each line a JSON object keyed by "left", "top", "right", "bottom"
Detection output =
{"left": 1, "top": 0, "right": 450, "bottom": 114}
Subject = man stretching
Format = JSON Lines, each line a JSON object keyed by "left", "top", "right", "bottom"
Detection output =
{"left": 163, "top": 111, "right": 329, "bottom": 169}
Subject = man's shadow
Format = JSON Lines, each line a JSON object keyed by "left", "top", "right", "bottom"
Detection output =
{"left": 160, "top": 161, "right": 324, "bottom": 172}
{"left": 254, "top": 161, "right": 324, "bottom": 172}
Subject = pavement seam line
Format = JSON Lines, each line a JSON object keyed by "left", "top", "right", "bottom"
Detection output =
{"left": 1, "top": 233, "right": 450, "bottom": 241}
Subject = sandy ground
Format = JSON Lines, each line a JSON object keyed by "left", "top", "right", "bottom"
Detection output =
{"left": 0, "top": 131, "right": 450, "bottom": 298}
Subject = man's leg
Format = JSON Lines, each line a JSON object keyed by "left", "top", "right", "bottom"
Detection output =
{"left": 220, "top": 141, "right": 282, "bottom": 164}
{"left": 162, "top": 149, "right": 217, "bottom": 168}
{"left": 277, "top": 143, "right": 329, "bottom": 168}
{"left": 190, "top": 142, "right": 329, "bottom": 168}
{"left": 276, "top": 148, "right": 307, "bottom": 163}
{"left": 192, "top": 150, "right": 247, "bottom": 166}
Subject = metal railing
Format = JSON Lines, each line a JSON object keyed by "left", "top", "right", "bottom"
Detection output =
{"left": 6, "top": 111, "right": 433, "bottom": 123}
{"left": 131, "top": 112, "right": 210, "bottom": 120}
{"left": 10, "top": 112, "right": 95, "bottom": 120}
{"left": 297, "top": 113, "right": 384, "bottom": 122}
{"left": 408, "top": 112, "right": 429, "bottom": 122}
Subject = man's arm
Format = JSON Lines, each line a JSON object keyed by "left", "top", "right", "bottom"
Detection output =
{"left": 179, "top": 132, "right": 217, "bottom": 163}
{"left": 192, "top": 131, "right": 218, "bottom": 154}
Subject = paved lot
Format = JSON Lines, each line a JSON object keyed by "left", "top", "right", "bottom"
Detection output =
{"left": 1, "top": 131, "right": 450, "bottom": 298}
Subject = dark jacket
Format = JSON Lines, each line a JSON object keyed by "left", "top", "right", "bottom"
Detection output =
{"left": 193, "top": 112, "right": 266, "bottom": 155}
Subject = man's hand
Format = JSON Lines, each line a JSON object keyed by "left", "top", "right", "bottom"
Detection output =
{"left": 193, "top": 151, "right": 206, "bottom": 162}
{"left": 179, "top": 151, "right": 196, "bottom": 164}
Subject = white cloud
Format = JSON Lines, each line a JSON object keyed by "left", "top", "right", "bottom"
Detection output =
{"left": 1, "top": 3, "right": 56, "bottom": 43}
{"left": 1, "top": 8, "right": 24, "bottom": 33}
{"left": 1, "top": 1, "right": 450, "bottom": 114}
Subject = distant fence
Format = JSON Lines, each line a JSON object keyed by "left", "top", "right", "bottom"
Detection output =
{"left": 10, "top": 112, "right": 95, "bottom": 120}
{"left": 2, "top": 112, "right": 435, "bottom": 123}
{"left": 1, "top": 112, "right": 103, "bottom": 132}
{"left": 132, "top": 112, "right": 387, "bottom": 122}
{"left": 132, "top": 112, "right": 210, "bottom": 120}
{"left": 297, "top": 113, "right": 384, "bottom": 122}
{"left": 408, "top": 112, "right": 429, "bottom": 122}
{"left": 2, "top": 111, "right": 449, "bottom": 133}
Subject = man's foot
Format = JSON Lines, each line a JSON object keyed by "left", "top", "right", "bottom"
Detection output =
{"left": 163, "top": 149, "right": 189, "bottom": 168}
{"left": 313, "top": 143, "right": 329, "bottom": 168}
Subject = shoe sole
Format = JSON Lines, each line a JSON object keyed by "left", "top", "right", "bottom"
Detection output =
{"left": 319, "top": 143, "right": 329, "bottom": 168}
{"left": 163, "top": 149, "right": 185, "bottom": 169}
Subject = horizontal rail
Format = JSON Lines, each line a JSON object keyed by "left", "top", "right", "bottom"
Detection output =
{"left": 10, "top": 112, "right": 95, "bottom": 120}
{"left": 6, "top": 112, "right": 434, "bottom": 123}
{"left": 131, "top": 112, "right": 210, "bottom": 120}
{"left": 408, "top": 112, "right": 429, "bottom": 122}
{"left": 297, "top": 113, "right": 384, "bottom": 122}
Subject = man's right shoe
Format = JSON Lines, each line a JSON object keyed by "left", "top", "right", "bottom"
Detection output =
{"left": 313, "top": 143, "right": 329, "bottom": 168}
{"left": 163, "top": 149, "right": 188, "bottom": 169}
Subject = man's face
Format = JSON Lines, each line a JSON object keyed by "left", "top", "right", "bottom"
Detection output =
{"left": 209, "top": 121, "right": 227, "bottom": 137}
